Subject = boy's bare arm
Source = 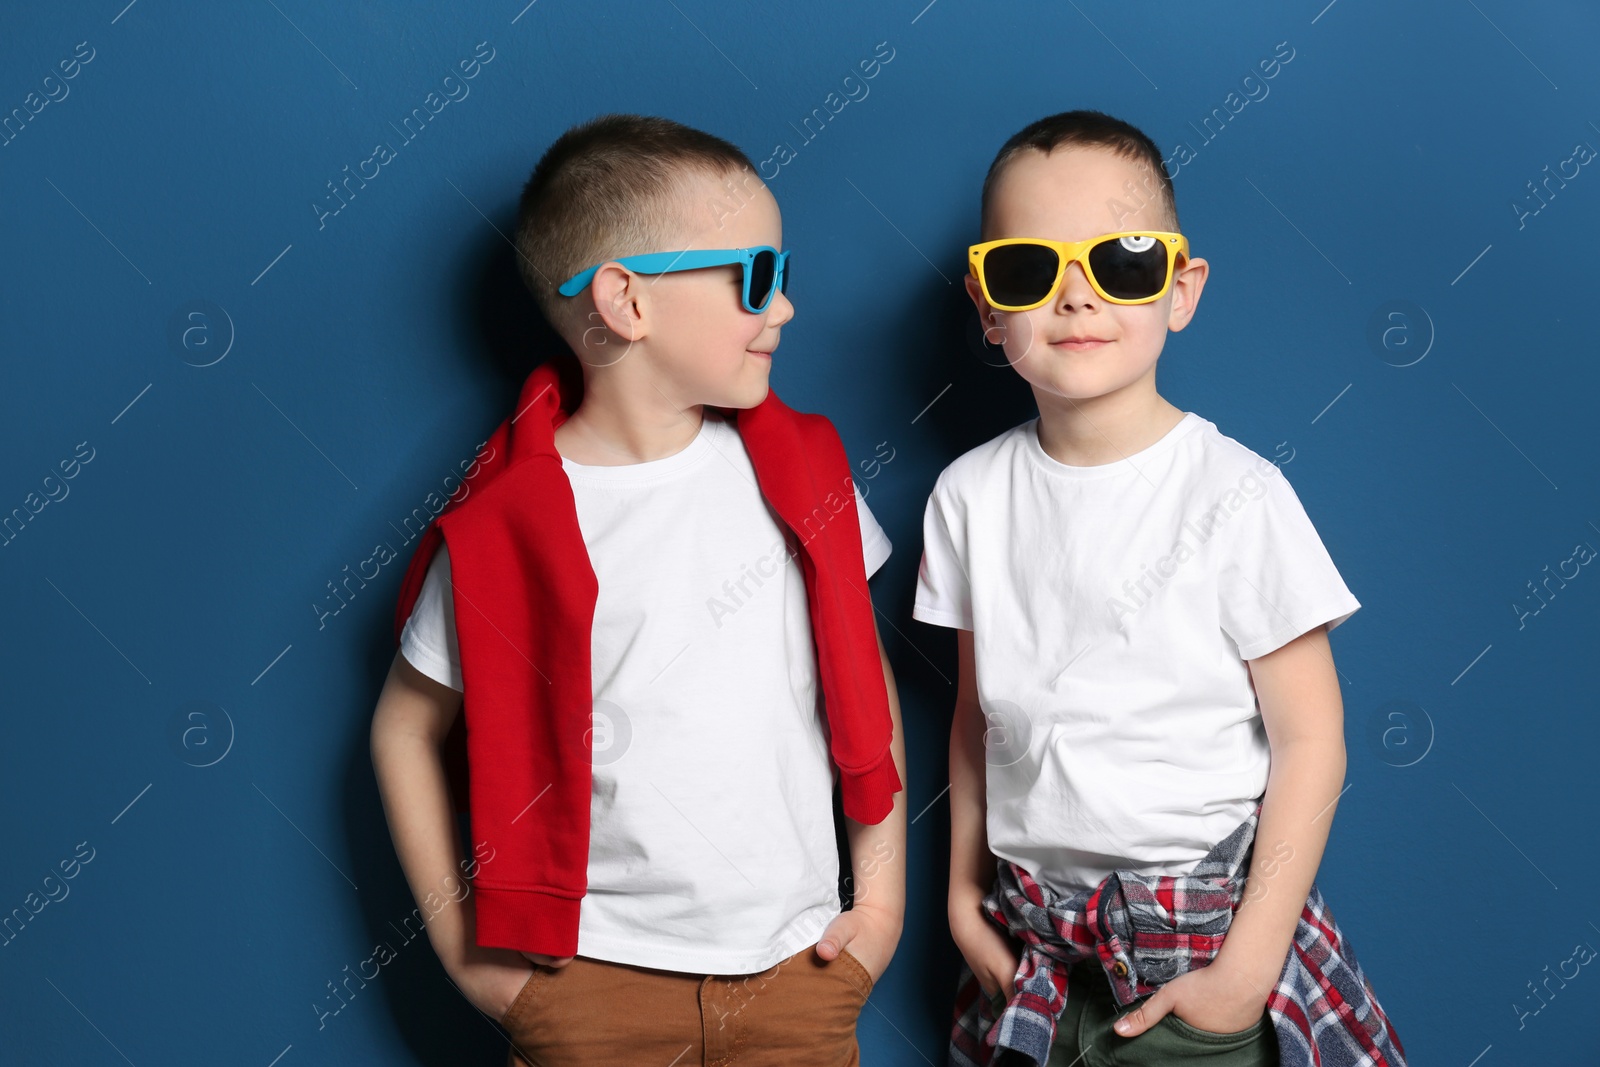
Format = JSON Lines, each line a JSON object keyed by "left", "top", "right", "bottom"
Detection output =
{"left": 369, "top": 650, "right": 538, "bottom": 1020}
{"left": 946, "top": 628, "right": 1019, "bottom": 997}
{"left": 1116, "top": 623, "right": 1347, "bottom": 1037}
{"left": 817, "top": 620, "right": 907, "bottom": 982}
{"left": 947, "top": 628, "right": 991, "bottom": 911}
{"left": 1218, "top": 622, "right": 1347, "bottom": 987}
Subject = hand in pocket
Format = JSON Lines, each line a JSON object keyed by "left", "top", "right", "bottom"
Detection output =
{"left": 450, "top": 954, "right": 541, "bottom": 1023}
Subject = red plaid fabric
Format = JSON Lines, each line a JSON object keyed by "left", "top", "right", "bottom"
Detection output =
{"left": 949, "top": 809, "right": 1406, "bottom": 1067}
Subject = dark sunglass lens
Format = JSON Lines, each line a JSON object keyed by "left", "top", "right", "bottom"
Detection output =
{"left": 747, "top": 250, "right": 776, "bottom": 309}
{"left": 984, "top": 243, "right": 1060, "bottom": 306}
{"left": 1087, "top": 234, "right": 1168, "bottom": 300}
{"left": 779, "top": 256, "right": 788, "bottom": 294}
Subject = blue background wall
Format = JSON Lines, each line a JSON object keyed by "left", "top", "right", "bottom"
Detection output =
{"left": 4, "top": 1, "right": 1597, "bottom": 1063}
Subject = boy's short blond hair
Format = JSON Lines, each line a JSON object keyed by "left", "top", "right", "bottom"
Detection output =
{"left": 980, "top": 109, "right": 1180, "bottom": 238}
{"left": 514, "top": 113, "right": 759, "bottom": 332}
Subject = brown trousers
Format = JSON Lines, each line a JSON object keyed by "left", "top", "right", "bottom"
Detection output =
{"left": 501, "top": 943, "right": 875, "bottom": 1066}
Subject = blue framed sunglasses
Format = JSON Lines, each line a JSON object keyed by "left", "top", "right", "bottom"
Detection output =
{"left": 558, "top": 246, "right": 790, "bottom": 314}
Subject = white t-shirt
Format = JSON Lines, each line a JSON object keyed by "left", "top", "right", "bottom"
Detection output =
{"left": 912, "top": 412, "right": 1360, "bottom": 893}
{"left": 400, "top": 408, "right": 892, "bottom": 973}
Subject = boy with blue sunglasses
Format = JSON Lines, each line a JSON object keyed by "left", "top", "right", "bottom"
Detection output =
{"left": 914, "top": 111, "right": 1406, "bottom": 1066}
{"left": 371, "top": 113, "right": 905, "bottom": 1065}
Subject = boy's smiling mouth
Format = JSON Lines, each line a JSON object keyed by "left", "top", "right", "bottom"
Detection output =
{"left": 1049, "top": 335, "right": 1111, "bottom": 350}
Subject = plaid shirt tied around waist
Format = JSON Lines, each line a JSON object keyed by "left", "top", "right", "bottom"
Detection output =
{"left": 949, "top": 808, "right": 1407, "bottom": 1067}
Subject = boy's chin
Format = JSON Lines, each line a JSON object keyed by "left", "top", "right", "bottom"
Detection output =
{"left": 704, "top": 372, "right": 771, "bottom": 410}
{"left": 1023, "top": 366, "right": 1134, "bottom": 404}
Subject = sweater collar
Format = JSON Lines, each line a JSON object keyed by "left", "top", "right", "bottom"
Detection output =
{"left": 505, "top": 351, "right": 584, "bottom": 468}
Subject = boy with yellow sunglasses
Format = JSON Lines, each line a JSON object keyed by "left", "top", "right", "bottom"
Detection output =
{"left": 913, "top": 110, "right": 1407, "bottom": 1066}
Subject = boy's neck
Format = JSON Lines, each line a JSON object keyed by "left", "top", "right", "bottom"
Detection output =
{"left": 552, "top": 369, "right": 706, "bottom": 467}
{"left": 1032, "top": 387, "right": 1186, "bottom": 468}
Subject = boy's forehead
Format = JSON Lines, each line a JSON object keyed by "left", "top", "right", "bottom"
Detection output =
{"left": 988, "top": 145, "right": 1164, "bottom": 240}
{"left": 679, "top": 168, "right": 781, "bottom": 247}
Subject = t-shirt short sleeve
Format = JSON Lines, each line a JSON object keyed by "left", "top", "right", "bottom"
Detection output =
{"left": 911, "top": 474, "right": 972, "bottom": 630}
{"left": 398, "top": 544, "right": 463, "bottom": 691}
{"left": 855, "top": 482, "right": 892, "bottom": 579}
{"left": 1216, "top": 466, "right": 1361, "bottom": 660}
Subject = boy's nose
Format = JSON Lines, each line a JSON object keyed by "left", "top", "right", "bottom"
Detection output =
{"left": 1053, "top": 260, "right": 1099, "bottom": 309}
{"left": 767, "top": 288, "right": 795, "bottom": 326}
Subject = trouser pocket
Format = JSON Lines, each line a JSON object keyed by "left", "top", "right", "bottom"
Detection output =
{"left": 1145, "top": 1010, "right": 1277, "bottom": 1065}
{"left": 498, "top": 968, "right": 545, "bottom": 1029}
{"left": 1045, "top": 962, "right": 1280, "bottom": 1067}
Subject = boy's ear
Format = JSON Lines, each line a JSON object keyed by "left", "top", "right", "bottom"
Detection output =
{"left": 1165, "top": 254, "right": 1208, "bottom": 334}
{"left": 963, "top": 272, "right": 993, "bottom": 321}
{"left": 587, "top": 263, "right": 647, "bottom": 344}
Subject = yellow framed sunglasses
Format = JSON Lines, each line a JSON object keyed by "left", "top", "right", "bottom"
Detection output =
{"left": 968, "top": 230, "right": 1189, "bottom": 311}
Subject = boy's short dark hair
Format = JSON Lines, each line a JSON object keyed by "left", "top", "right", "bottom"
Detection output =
{"left": 515, "top": 113, "right": 759, "bottom": 330}
{"left": 980, "top": 110, "right": 1179, "bottom": 237}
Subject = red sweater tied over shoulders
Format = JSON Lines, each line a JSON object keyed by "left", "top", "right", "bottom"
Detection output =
{"left": 391, "top": 353, "right": 903, "bottom": 956}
